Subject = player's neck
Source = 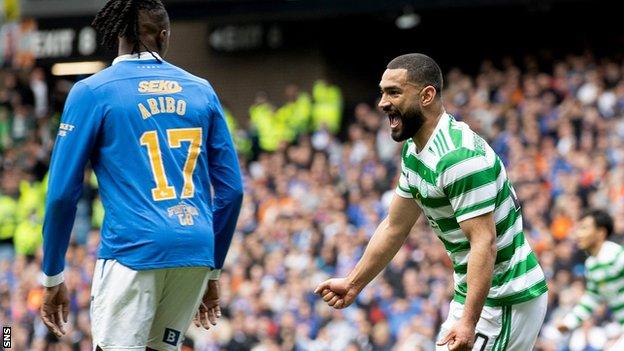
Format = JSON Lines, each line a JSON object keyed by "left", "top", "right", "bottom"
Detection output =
{"left": 413, "top": 109, "right": 445, "bottom": 152}
{"left": 589, "top": 240, "right": 606, "bottom": 257}
{"left": 118, "top": 39, "right": 163, "bottom": 57}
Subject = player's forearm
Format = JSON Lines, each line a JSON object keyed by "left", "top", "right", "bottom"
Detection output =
{"left": 347, "top": 218, "right": 410, "bottom": 291}
{"left": 462, "top": 238, "right": 496, "bottom": 326}
{"left": 41, "top": 197, "right": 79, "bottom": 286}
{"left": 212, "top": 191, "right": 243, "bottom": 268}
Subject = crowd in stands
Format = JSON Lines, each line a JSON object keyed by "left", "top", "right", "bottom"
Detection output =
{"left": 1, "top": 52, "right": 624, "bottom": 351}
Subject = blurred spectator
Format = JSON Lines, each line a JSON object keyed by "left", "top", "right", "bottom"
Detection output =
{"left": 3, "top": 53, "right": 624, "bottom": 350}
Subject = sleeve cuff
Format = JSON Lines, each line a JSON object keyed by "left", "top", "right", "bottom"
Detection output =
{"left": 395, "top": 187, "right": 413, "bottom": 199}
{"left": 208, "top": 269, "right": 221, "bottom": 280}
{"left": 455, "top": 205, "right": 495, "bottom": 223}
{"left": 40, "top": 271, "right": 65, "bottom": 287}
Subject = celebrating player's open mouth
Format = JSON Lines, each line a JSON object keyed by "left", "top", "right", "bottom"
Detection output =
{"left": 388, "top": 112, "right": 402, "bottom": 129}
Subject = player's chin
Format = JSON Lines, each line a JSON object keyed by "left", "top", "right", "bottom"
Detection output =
{"left": 390, "top": 128, "right": 408, "bottom": 142}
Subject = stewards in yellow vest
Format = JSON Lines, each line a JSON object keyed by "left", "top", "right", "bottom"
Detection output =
{"left": 312, "top": 80, "right": 343, "bottom": 133}
{"left": 249, "top": 93, "right": 286, "bottom": 152}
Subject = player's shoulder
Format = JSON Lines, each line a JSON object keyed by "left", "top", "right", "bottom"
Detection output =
{"left": 75, "top": 65, "right": 118, "bottom": 91}
{"left": 163, "top": 62, "right": 216, "bottom": 93}
{"left": 435, "top": 145, "right": 487, "bottom": 175}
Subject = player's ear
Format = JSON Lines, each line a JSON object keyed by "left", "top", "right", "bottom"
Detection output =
{"left": 420, "top": 85, "right": 437, "bottom": 106}
{"left": 157, "top": 29, "right": 169, "bottom": 56}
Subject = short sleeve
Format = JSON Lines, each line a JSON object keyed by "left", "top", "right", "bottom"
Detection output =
{"left": 438, "top": 148, "right": 498, "bottom": 222}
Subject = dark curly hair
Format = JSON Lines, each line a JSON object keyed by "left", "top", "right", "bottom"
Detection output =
{"left": 91, "top": 0, "right": 168, "bottom": 60}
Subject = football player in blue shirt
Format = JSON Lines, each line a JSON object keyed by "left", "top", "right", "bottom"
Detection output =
{"left": 39, "top": 1, "right": 244, "bottom": 349}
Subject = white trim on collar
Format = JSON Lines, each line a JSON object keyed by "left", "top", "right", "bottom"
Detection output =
{"left": 112, "top": 52, "right": 163, "bottom": 65}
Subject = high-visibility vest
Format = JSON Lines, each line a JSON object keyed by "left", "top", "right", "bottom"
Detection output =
{"left": 0, "top": 195, "right": 17, "bottom": 240}
{"left": 92, "top": 197, "right": 104, "bottom": 229}
{"left": 17, "top": 180, "right": 44, "bottom": 222}
{"left": 14, "top": 219, "right": 42, "bottom": 256}
{"left": 312, "top": 81, "right": 343, "bottom": 133}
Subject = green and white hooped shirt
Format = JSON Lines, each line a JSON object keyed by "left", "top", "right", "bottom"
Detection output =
{"left": 396, "top": 113, "right": 548, "bottom": 306}
{"left": 563, "top": 241, "right": 624, "bottom": 329}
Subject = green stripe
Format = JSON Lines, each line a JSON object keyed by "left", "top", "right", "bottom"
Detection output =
{"left": 578, "top": 303, "right": 594, "bottom": 314}
{"left": 612, "top": 303, "right": 624, "bottom": 312}
{"left": 455, "top": 197, "right": 496, "bottom": 218}
{"left": 496, "top": 232, "right": 525, "bottom": 264}
{"left": 438, "top": 234, "right": 470, "bottom": 254}
{"left": 457, "top": 251, "right": 536, "bottom": 290}
{"left": 436, "top": 147, "right": 484, "bottom": 173}
{"left": 445, "top": 165, "right": 499, "bottom": 200}
{"left": 491, "top": 252, "right": 540, "bottom": 287}
{"left": 439, "top": 131, "right": 451, "bottom": 151}
{"left": 598, "top": 266, "right": 624, "bottom": 284}
{"left": 433, "top": 137, "right": 443, "bottom": 155}
{"left": 589, "top": 250, "right": 624, "bottom": 271}
{"left": 420, "top": 196, "right": 451, "bottom": 209}
{"left": 500, "top": 306, "right": 512, "bottom": 350}
{"left": 453, "top": 278, "right": 548, "bottom": 307}
{"left": 403, "top": 156, "right": 437, "bottom": 184}
{"left": 495, "top": 208, "right": 520, "bottom": 237}
{"left": 433, "top": 216, "right": 461, "bottom": 233}
{"left": 436, "top": 133, "right": 448, "bottom": 153}
{"left": 397, "top": 183, "right": 411, "bottom": 193}
{"left": 492, "top": 306, "right": 510, "bottom": 351}
{"left": 448, "top": 123, "right": 463, "bottom": 148}
{"left": 445, "top": 159, "right": 502, "bottom": 192}
{"left": 495, "top": 180, "right": 512, "bottom": 207}
{"left": 453, "top": 232, "right": 525, "bottom": 274}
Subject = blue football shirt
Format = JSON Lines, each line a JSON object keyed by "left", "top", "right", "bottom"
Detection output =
{"left": 42, "top": 53, "right": 243, "bottom": 285}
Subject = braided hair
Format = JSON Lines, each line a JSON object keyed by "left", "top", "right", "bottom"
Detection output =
{"left": 92, "top": 0, "right": 168, "bottom": 61}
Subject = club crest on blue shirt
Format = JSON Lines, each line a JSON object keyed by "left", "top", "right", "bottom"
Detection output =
{"left": 167, "top": 203, "right": 199, "bottom": 226}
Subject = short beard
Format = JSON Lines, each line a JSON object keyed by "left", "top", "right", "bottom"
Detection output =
{"left": 391, "top": 107, "right": 425, "bottom": 142}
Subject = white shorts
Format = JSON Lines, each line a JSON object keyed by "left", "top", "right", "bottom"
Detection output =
{"left": 90, "top": 259, "right": 211, "bottom": 351}
{"left": 436, "top": 293, "right": 548, "bottom": 351}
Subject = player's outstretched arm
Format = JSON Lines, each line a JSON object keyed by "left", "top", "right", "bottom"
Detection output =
{"left": 315, "top": 194, "right": 421, "bottom": 309}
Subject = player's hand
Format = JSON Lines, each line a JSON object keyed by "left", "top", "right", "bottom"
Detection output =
{"left": 436, "top": 318, "right": 476, "bottom": 351}
{"left": 314, "top": 278, "right": 360, "bottom": 309}
{"left": 556, "top": 322, "right": 570, "bottom": 333}
{"left": 194, "top": 279, "right": 221, "bottom": 330}
{"left": 40, "top": 282, "right": 70, "bottom": 338}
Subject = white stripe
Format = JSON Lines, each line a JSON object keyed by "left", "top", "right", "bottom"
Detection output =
{"left": 395, "top": 187, "right": 413, "bottom": 199}
{"left": 454, "top": 238, "right": 533, "bottom": 278}
{"left": 439, "top": 228, "right": 467, "bottom": 244}
{"left": 608, "top": 293, "right": 624, "bottom": 307}
{"left": 440, "top": 124, "right": 457, "bottom": 150}
{"left": 444, "top": 212, "right": 528, "bottom": 272}
{"left": 449, "top": 181, "right": 497, "bottom": 205}
{"left": 598, "top": 276, "right": 624, "bottom": 295}
{"left": 418, "top": 147, "right": 441, "bottom": 172}
{"left": 494, "top": 197, "right": 515, "bottom": 223}
{"left": 490, "top": 263, "right": 545, "bottom": 297}
{"left": 456, "top": 205, "right": 495, "bottom": 223}
{"left": 614, "top": 308, "right": 624, "bottom": 321}
{"left": 579, "top": 294, "right": 600, "bottom": 310}
{"left": 459, "top": 123, "right": 474, "bottom": 149}
{"left": 439, "top": 155, "right": 493, "bottom": 187}
{"left": 447, "top": 210, "right": 522, "bottom": 268}
{"left": 424, "top": 205, "right": 455, "bottom": 221}
{"left": 572, "top": 305, "right": 593, "bottom": 319}
{"left": 588, "top": 253, "right": 624, "bottom": 282}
